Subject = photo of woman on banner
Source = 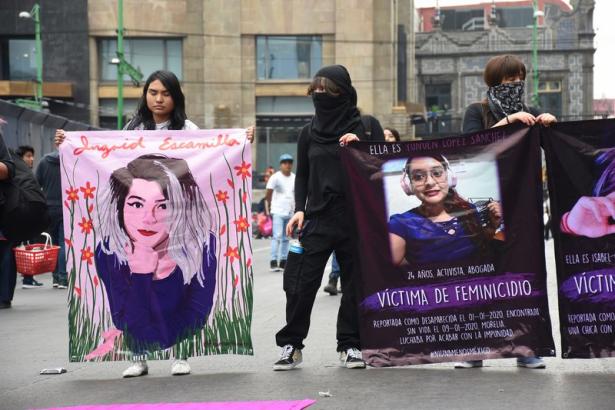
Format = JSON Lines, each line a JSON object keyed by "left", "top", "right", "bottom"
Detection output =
{"left": 560, "top": 148, "right": 615, "bottom": 238}
{"left": 388, "top": 154, "right": 503, "bottom": 267}
{"left": 95, "top": 154, "right": 217, "bottom": 369}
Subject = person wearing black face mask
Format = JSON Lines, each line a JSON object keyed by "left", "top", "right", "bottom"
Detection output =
{"left": 462, "top": 54, "right": 556, "bottom": 134}
{"left": 458, "top": 55, "right": 555, "bottom": 369}
{"left": 272, "top": 65, "right": 384, "bottom": 371}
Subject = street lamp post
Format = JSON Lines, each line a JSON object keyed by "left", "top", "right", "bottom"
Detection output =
{"left": 531, "top": 0, "right": 544, "bottom": 108}
{"left": 117, "top": 0, "right": 124, "bottom": 130}
{"left": 18, "top": 3, "right": 43, "bottom": 110}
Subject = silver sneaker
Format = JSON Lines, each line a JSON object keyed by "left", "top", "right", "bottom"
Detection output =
{"left": 171, "top": 359, "right": 191, "bottom": 375}
{"left": 122, "top": 360, "right": 148, "bottom": 378}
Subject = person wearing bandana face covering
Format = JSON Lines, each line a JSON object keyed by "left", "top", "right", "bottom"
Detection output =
{"left": 458, "top": 55, "right": 554, "bottom": 369}
{"left": 462, "top": 54, "right": 556, "bottom": 134}
{"left": 272, "top": 65, "right": 384, "bottom": 371}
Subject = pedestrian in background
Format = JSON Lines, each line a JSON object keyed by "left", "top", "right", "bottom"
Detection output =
{"left": 0, "top": 132, "right": 16, "bottom": 309}
{"left": 384, "top": 127, "right": 401, "bottom": 142}
{"left": 265, "top": 154, "right": 295, "bottom": 272}
{"left": 273, "top": 64, "right": 384, "bottom": 371}
{"left": 34, "top": 149, "right": 67, "bottom": 290}
{"left": 14, "top": 145, "right": 44, "bottom": 289}
{"left": 458, "top": 54, "right": 556, "bottom": 369}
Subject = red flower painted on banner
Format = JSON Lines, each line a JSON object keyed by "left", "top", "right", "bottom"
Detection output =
{"left": 216, "top": 190, "right": 229, "bottom": 204}
{"left": 64, "top": 238, "right": 73, "bottom": 248}
{"left": 234, "top": 161, "right": 252, "bottom": 179}
{"left": 219, "top": 224, "right": 227, "bottom": 235}
{"left": 93, "top": 275, "right": 99, "bottom": 288}
{"left": 247, "top": 258, "right": 252, "bottom": 268}
{"left": 78, "top": 217, "right": 93, "bottom": 234}
{"left": 80, "top": 182, "right": 96, "bottom": 200}
{"left": 74, "top": 287, "right": 82, "bottom": 297}
{"left": 227, "top": 178, "right": 235, "bottom": 189}
{"left": 233, "top": 216, "right": 249, "bottom": 232}
{"left": 224, "top": 246, "right": 240, "bottom": 263}
{"left": 233, "top": 275, "right": 239, "bottom": 288}
{"left": 66, "top": 187, "right": 79, "bottom": 202}
{"left": 81, "top": 247, "right": 94, "bottom": 265}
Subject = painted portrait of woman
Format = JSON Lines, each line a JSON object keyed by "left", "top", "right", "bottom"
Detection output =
{"left": 388, "top": 154, "right": 503, "bottom": 267}
{"left": 95, "top": 154, "right": 217, "bottom": 352}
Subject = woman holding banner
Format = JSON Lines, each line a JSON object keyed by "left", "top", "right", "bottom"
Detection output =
{"left": 462, "top": 54, "right": 556, "bottom": 133}
{"left": 458, "top": 54, "right": 556, "bottom": 369}
{"left": 274, "top": 64, "right": 384, "bottom": 371}
{"left": 55, "top": 70, "right": 254, "bottom": 378}
{"left": 389, "top": 154, "right": 502, "bottom": 267}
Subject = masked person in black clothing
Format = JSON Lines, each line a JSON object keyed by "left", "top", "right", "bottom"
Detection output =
{"left": 273, "top": 65, "right": 384, "bottom": 371}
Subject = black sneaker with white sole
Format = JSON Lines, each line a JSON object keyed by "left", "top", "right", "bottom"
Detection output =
{"left": 273, "top": 344, "right": 302, "bottom": 371}
{"left": 340, "top": 347, "right": 366, "bottom": 369}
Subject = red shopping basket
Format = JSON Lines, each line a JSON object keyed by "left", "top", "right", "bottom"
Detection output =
{"left": 13, "top": 233, "right": 60, "bottom": 276}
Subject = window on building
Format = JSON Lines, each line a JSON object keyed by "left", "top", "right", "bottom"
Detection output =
{"left": 98, "top": 38, "right": 182, "bottom": 82}
{"left": 538, "top": 80, "right": 562, "bottom": 118}
{"left": 425, "top": 83, "right": 451, "bottom": 113}
{"left": 256, "top": 36, "right": 322, "bottom": 80}
{"left": 98, "top": 99, "right": 139, "bottom": 130}
{"left": 496, "top": 7, "right": 533, "bottom": 28}
{"left": 441, "top": 9, "right": 484, "bottom": 31}
{"left": 0, "top": 38, "right": 37, "bottom": 80}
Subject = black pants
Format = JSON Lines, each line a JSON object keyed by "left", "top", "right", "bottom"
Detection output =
{"left": 0, "top": 239, "right": 16, "bottom": 303}
{"left": 275, "top": 211, "right": 361, "bottom": 351}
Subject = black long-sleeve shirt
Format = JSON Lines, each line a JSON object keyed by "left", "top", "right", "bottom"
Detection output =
{"left": 462, "top": 102, "right": 541, "bottom": 134}
{"left": 295, "top": 115, "right": 384, "bottom": 217}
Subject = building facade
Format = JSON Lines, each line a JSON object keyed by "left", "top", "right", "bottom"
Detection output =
{"left": 414, "top": 0, "right": 595, "bottom": 138}
{"left": 0, "top": 1, "right": 416, "bottom": 179}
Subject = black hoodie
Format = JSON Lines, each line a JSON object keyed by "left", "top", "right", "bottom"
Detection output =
{"left": 35, "top": 151, "right": 61, "bottom": 209}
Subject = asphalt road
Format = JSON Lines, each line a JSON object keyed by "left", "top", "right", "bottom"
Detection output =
{"left": 1, "top": 238, "right": 614, "bottom": 410}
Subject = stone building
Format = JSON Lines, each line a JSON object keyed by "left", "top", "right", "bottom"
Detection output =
{"left": 1, "top": 0, "right": 417, "bottom": 178}
{"left": 414, "top": 0, "right": 595, "bottom": 138}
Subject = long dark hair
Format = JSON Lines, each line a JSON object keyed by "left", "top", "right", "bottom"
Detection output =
{"left": 126, "top": 70, "right": 187, "bottom": 130}
{"left": 409, "top": 155, "right": 494, "bottom": 253}
{"left": 594, "top": 148, "right": 615, "bottom": 196}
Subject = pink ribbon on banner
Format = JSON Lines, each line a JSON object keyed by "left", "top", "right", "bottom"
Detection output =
{"left": 84, "top": 328, "right": 122, "bottom": 361}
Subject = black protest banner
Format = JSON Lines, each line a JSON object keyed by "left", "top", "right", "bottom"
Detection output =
{"left": 543, "top": 119, "right": 615, "bottom": 358}
{"left": 340, "top": 125, "right": 555, "bottom": 366}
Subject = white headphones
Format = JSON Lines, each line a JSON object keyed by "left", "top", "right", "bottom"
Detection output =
{"left": 400, "top": 155, "right": 457, "bottom": 196}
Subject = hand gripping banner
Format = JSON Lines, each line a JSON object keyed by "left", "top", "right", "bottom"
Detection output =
{"left": 340, "top": 125, "right": 555, "bottom": 366}
{"left": 543, "top": 119, "right": 615, "bottom": 358}
{"left": 60, "top": 130, "right": 253, "bottom": 362}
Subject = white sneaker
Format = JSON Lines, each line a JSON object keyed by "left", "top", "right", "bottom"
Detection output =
{"left": 171, "top": 359, "right": 191, "bottom": 375}
{"left": 122, "top": 360, "right": 148, "bottom": 377}
{"left": 339, "top": 347, "right": 366, "bottom": 369}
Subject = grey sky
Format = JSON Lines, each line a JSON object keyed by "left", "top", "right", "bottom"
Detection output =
{"left": 415, "top": 0, "right": 613, "bottom": 99}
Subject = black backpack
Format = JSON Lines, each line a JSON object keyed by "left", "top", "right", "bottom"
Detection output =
{"left": 0, "top": 154, "right": 50, "bottom": 242}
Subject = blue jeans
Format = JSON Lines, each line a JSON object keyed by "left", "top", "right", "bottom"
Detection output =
{"left": 270, "top": 213, "right": 291, "bottom": 262}
{"left": 48, "top": 209, "right": 67, "bottom": 283}
{"left": 329, "top": 252, "right": 340, "bottom": 280}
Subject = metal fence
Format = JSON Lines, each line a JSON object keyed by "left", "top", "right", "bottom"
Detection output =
{"left": 0, "top": 99, "right": 102, "bottom": 167}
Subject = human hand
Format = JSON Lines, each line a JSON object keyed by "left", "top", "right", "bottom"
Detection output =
{"left": 487, "top": 201, "right": 503, "bottom": 227}
{"left": 536, "top": 113, "right": 557, "bottom": 126}
{"left": 561, "top": 193, "right": 615, "bottom": 238}
{"left": 508, "top": 112, "right": 536, "bottom": 126}
{"left": 246, "top": 126, "right": 255, "bottom": 143}
{"left": 286, "top": 211, "right": 305, "bottom": 237}
{"left": 339, "top": 133, "right": 359, "bottom": 146}
{"left": 126, "top": 243, "right": 159, "bottom": 274}
{"left": 54, "top": 129, "right": 66, "bottom": 147}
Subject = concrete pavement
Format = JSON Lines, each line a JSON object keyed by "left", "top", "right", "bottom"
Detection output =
{"left": 1, "top": 238, "right": 614, "bottom": 410}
